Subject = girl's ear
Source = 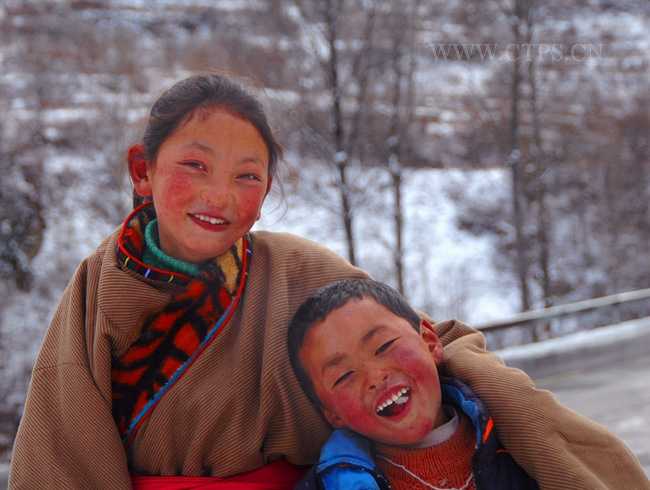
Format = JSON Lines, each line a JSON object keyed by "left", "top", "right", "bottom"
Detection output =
{"left": 265, "top": 175, "right": 273, "bottom": 196}
{"left": 128, "top": 144, "right": 153, "bottom": 197}
{"left": 257, "top": 176, "right": 273, "bottom": 221}
{"left": 420, "top": 319, "right": 444, "bottom": 365}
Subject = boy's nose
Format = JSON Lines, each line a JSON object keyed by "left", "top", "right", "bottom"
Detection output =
{"left": 368, "top": 373, "right": 389, "bottom": 391}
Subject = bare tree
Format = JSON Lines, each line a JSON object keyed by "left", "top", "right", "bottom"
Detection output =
{"left": 524, "top": 2, "right": 553, "bottom": 309}
{"left": 290, "top": 0, "right": 381, "bottom": 265}
{"left": 380, "top": 0, "right": 421, "bottom": 294}
{"left": 504, "top": 0, "right": 532, "bottom": 311}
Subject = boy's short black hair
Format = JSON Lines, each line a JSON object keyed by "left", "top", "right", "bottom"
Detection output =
{"left": 287, "top": 278, "right": 421, "bottom": 407}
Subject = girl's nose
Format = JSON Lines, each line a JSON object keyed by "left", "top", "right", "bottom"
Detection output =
{"left": 201, "top": 181, "right": 232, "bottom": 207}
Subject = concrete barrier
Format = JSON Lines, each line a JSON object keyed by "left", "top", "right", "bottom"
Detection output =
{"left": 0, "top": 461, "right": 8, "bottom": 489}
{"left": 496, "top": 317, "right": 650, "bottom": 379}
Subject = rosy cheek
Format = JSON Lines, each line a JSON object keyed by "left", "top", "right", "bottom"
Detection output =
{"left": 391, "top": 347, "right": 435, "bottom": 381}
{"left": 158, "top": 174, "right": 194, "bottom": 208}
{"left": 329, "top": 391, "right": 376, "bottom": 430}
{"left": 167, "top": 174, "right": 194, "bottom": 195}
{"left": 345, "top": 409, "right": 376, "bottom": 430}
{"left": 236, "top": 188, "right": 266, "bottom": 220}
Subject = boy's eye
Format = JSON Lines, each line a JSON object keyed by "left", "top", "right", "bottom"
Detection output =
{"left": 181, "top": 160, "right": 206, "bottom": 171}
{"left": 375, "top": 338, "right": 399, "bottom": 355}
{"left": 333, "top": 370, "right": 354, "bottom": 387}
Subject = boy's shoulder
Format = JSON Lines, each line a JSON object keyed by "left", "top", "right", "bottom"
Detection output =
{"left": 440, "top": 377, "right": 491, "bottom": 443}
{"left": 294, "top": 428, "right": 391, "bottom": 490}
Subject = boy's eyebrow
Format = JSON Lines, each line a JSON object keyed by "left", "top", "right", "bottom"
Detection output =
{"left": 360, "top": 325, "right": 388, "bottom": 345}
{"left": 321, "top": 353, "right": 346, "bottom": 375}
{"left": 320, "top": 325, "right": 388, "bottom": 375}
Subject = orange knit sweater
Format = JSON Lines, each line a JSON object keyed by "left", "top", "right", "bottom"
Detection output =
{"left": 377, "top": 414, "right": 476, "bottom": 490}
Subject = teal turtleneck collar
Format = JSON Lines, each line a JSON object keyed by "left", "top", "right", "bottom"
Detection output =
{"left": 143, "top": 219, "right": 201, "bottom": 277}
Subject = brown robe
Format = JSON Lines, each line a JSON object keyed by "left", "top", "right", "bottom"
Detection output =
{"left": 9, "top": 231, "right": 648, "bottom": 489}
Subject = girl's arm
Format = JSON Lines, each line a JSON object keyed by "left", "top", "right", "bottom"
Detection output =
{"left": 437, "top": 320, "right": 649, "bottom": 490}
{"left": 9, "top": 257, "right": 131, "bottom": 490}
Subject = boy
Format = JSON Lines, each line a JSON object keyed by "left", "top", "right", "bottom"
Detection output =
{"left": 287, "top": 279, "right": 649, "bottom": 490}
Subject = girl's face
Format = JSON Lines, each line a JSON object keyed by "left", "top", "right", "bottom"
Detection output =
{"left": 135, "top": 108, "right": 270, "bottom": 263}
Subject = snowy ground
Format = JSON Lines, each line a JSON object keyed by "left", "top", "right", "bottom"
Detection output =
{"left": 499, "top": 318, "right": 650, "bottom": 478}
{"left": 535, "top": 349, "right": 650, "bottom": 478}
{"left": 537, "top": 355, "right": 650, "bottom": 479}
{"left": 0, "top": 460, "right": 8, "bottom": 489}
{"left": 497, "top": 316, "right": 650, "bottom": 378}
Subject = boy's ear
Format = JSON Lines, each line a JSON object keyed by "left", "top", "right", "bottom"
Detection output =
{"left": 420, "top": 319, "right": 444, "bottom": 365}
{"left": 128, "top": 144, "right": 153, "bottom": 198}
{"left": 322, "top": 406, "right": 345, "bottom": 429}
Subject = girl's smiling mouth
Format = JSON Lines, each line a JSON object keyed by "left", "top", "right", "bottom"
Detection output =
{"left": 375, "top": 386, "right": 411, "bottom": 418}
{"left": 188, "top": 212, "right": 230, "bottom": 231}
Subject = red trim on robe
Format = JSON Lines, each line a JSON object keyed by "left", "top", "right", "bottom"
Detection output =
{"left": 131, "top": 460, "right": 307, "bottom": 490}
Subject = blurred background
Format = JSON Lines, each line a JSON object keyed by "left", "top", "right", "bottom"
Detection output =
{"left": 1, "top": 0, "right": 649, "bottom": 478}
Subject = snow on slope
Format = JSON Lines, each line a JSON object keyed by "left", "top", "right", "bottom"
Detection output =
{"left": 255, "top": 165, "right": 517, "bottom": 324}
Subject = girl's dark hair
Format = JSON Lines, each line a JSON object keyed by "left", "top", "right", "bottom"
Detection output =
{"left": 143, "top": 74, "right": 282, "bottom": 179}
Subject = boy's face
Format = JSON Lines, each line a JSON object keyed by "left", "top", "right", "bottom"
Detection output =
{"left": 299, "top": 297, "right": 446, "bottom": 447}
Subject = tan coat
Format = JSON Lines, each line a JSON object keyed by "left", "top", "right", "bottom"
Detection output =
{"left": 9, "top": 231, "right": 649, "bottom": 489}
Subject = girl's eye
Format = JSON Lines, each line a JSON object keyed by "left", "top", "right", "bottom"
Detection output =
{"left": 238, "top": 173, "right": 262, "bottom": 182}
{"left": 181, "top": 160, "right": 206, "bottom": 171}
{"left": 333, "top": 370, "right": 354, "bottom": 387}
{"left": 375, "top": 338, "right": 399, "bottom": 355}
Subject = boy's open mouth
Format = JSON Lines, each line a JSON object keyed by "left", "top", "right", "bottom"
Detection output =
{"left": 375, "top": 387, "right": 411, "bottom": 417}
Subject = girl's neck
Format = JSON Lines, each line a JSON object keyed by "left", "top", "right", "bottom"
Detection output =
{"left": 143, "top": 219, "right": 201, "bottom": 277}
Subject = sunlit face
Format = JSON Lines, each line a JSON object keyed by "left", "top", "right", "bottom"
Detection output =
{"left": 299, "top": 298, "right": 446, "bottom": 447}
{"left": 133, "top": 108, "right": 270, "bottom": 263}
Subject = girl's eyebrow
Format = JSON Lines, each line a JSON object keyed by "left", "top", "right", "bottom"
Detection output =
{"left": 239, "top": 156, "right": 265, "bottom": 166}
{"left": 182, "top": 141, "right": 265, "bottom": 166}
{"left": 182, "top": 141, "right": 214, "bottom": 155}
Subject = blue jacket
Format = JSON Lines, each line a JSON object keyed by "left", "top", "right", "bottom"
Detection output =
{"left": 295, "top": 378, "right": 538, "bottom": 490}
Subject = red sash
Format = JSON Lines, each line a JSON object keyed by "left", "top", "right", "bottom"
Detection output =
{"left": 131, "top": 460, "right": 307, "bottom": 490}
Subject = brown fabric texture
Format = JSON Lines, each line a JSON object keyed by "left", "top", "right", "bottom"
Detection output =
{"left": 8, "top": 233, "right": 648, "bottom": 489}
{"left": 9, "top": 230, "right": 367, "bottom": 489}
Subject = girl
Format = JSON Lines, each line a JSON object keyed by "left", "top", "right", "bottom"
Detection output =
{"left": 9, "top": 75, "right": 635, "bottom": 490}
{"left": 10, "top": 74, "right": 370, "bottom": 489}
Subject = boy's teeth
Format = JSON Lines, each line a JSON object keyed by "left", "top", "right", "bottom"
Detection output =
{"left": 194, "top": 214, "right": 226, "bottom": 225}
{"left": 376, "top": 387, "right": 410, "bottom": 414}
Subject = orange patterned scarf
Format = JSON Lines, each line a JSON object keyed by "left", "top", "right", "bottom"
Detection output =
{"left": 112, "top": 203, "right": 250, "bottom": 444}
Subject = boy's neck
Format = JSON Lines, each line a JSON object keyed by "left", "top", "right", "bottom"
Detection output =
{"left": 375, "top": 405, "right": 455, "bottom": 452}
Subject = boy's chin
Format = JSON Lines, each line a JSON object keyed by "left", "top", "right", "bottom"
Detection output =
{"left": 371, "top": 420, "right": 437, "bottom": 448}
